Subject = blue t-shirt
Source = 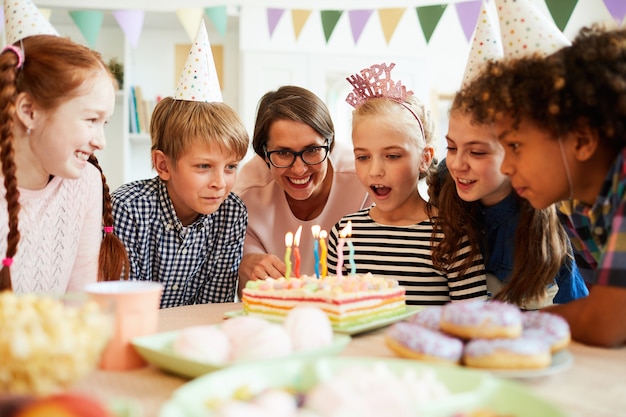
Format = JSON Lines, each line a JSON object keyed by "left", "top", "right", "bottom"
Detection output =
{"left": 480, "top": 192, "right": 589, "bottom": 303}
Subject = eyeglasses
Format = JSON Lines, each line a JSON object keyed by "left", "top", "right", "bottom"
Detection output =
{"left": 264, "top": 141, "right": 330, "bottom": 168}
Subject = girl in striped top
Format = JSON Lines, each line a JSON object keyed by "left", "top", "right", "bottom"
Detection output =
{"left": 327, "top": 63, "right": 487, "bottom": 306}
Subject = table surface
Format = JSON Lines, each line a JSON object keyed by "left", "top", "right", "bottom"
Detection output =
{"left": 75, "top": 302, "right": 626, "bottom": 417}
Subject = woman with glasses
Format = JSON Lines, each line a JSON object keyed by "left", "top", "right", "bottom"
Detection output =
{"left": 233, "top": 86, "right": 371, "bottom": 290}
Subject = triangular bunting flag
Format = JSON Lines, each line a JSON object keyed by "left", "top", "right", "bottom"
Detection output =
{"left": 291, "top": 9, "right": 312, "bottom": 40}
{"left": 267, "top": 8, "right": 285, "bottom": 38}
{"left": 320, "top": 10, "right": 343, "bottom": 43}
{"left": 378, "top": 8, "right": 406, "bottom": 45}
{"left": 205, "top": 6, "right": 228, "bottom": 38}
{"left": 545, "top": 0, "right": 578, "bottom": 31}
{"left": 348, "top": 9, "right": 374, "bottom": 45}
{"left": 176, "top": 8, "right": 204, "bottom": 42}
{"left": 603, "top": 0, "right": 626, "bottom": 24}
{"left": 455, "top": 0, "right": 483, "bottom": 42}
{"left": 416, "top": 4, "right": 448, "bottom": 44}
{"left": 69, "top": 10, "right": 103, "bottom": 48}
{"left": 112, "top": 10, "right": 144, "bottom": 49}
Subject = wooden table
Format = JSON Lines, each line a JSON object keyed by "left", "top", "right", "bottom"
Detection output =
{"left": 76, "top": 303, "right": 626, "bottom": 417}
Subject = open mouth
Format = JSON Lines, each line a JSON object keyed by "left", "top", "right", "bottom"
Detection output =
{"left": 371, "top": 184, "right": 391, "bottom": 197}
{"left": 288, "top": 176, "right": 311, "bottom": 186}
{"left": 75, "top": 151, "right": 90, "bottom": 161}
{"left": 457, "top": 178, "right": 476, "bottom": 185}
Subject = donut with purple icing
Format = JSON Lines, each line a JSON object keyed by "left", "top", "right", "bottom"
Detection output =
{"left": 463, "top": 337, "right": 551, "bottom": 369}
{"left": 521, "top": 310, "right": 571, "bottom": 353}
{"left": 440, "top": 300, "right": 522, "bottom": 339}
{"left": 407, "top": 306, "right": 442, "bottom": 331}
{"left": 385, "top": 321, "right": 463, "bottom": 364}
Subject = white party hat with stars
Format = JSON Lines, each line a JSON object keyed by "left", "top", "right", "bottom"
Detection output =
{"left": 494, "top": 0, "right": 570, "bottom": 59}
{"left": 3, "top": 0, "right": 59, "bottom": 45}
{"left": 462, "top": 1, "right": 504, "bottom": 87}
{"left": 173, "top": 20, "right": 222, "bottom": 102}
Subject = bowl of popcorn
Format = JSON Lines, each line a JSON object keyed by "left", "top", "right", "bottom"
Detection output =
{"left": 0, "top": 291, "right": 112, "bottom": 395}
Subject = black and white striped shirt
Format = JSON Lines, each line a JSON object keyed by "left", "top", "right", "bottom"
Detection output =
{"left": 327, "top": 208, "right": 487, "bottom": 306}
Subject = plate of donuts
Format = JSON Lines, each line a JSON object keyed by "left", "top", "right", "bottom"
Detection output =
{"left": 385, "top": 301, "right": 574, "bottom": 379}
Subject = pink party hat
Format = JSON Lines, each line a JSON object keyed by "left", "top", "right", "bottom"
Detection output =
{"left": 173, "top": 20, "right": 222, "bottom": 103}
{"left": 462, "top": 1, "right": 504, "bottom": 87}
{"left": 494, "top": 0, "right": 570, "bottom": 58}
{"left": 3, "top": 0, "right": 59, "bottom": 45}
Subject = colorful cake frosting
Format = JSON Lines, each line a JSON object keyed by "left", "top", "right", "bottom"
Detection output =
{"left": 241, "top": 273, "right": 406, "bottom": 330}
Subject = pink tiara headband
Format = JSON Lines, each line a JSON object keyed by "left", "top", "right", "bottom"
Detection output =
{"left": 345, "top": 62, "right": 425, "bottom": 142}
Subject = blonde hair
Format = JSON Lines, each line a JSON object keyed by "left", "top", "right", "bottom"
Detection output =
{"left": 150, "top": 97, "right": 249, "bottom": 164}
{"left": 351, "top": 95, "right": 436, "bottom": 180}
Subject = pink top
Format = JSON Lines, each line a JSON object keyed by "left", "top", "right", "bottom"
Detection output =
{"left": 0, "top": 163, "right": 102, "bottom": 293}
{"left": 233, "top": 146, "right": 371, "bottom": 276}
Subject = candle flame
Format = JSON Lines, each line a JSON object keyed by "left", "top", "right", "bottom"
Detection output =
{"left": 319, "top": 230, "right": 327, "bottom": 239}
{"left": 339, "top": 221, "right": 352, "bottom": 238}
{"left": 294, "top": 225, "right": 303, "bottom": 246}
{"left": 285, "top": 232, "right": 293, "bottom": 247}
{"left": 311, "top": 224, "right": 321, "bottom": 239}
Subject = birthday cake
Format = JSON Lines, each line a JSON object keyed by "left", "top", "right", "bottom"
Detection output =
{"left": 241, "top": 273, "right": 406, "bottom": 330}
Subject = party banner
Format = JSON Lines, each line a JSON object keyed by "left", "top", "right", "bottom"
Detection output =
{"left": 69, "top": 10, "right": 104, "bottom": 48}
{"left": 348, "top": 9, "right": 374, "bottom": 45}
{"left": 545, "top": 0, "right": 578, "bottom": 31}
{"left": 321, "top": 10, "right": 343, "bottom": 43}
{"left": 378, "top": 8, "right": 406, "bottom": 44}
{"left": 112, "top": 10, "right": 144, "bottom": 49}
{"left": 292, "top": 9, "right": 313, "bottom": 40}
{"left": 205, "top": 6, "right": 228, "bottom": 38}
{"left": 604, "top": 0, "right": 626, "bottom": 23}
{"left": 416, "top": 4, "right": 448, "bottom": 44}
{"left": 267, "top": 8, "right": 285, "bottom": 38}
{"left": 455, "top": 0, "right": 482, "bottom": 42}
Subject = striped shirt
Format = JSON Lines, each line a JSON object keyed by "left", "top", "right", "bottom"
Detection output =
{"left": 112, "top": 177, "right": 247, "bottom": 308}
{"left": 327, "top": 208, "right": 488, "bottom": 306}
{"left": 559, "top": 148, "right": 626, "bottom": 288}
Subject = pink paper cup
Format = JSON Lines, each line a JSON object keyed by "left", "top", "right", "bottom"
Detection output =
{"left": 84, "top": 281, "right": 164, "bottom": 371}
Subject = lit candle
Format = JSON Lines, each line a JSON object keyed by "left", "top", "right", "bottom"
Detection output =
{"left": 319, "top": 230, "right": 328, "bottom": 278}
{"left": 284, "top": 232, "right": 293, "bottom": 280}
{"left": 293, "top": 225, "right": 302, "bottom": 278}
{"left": 345, "top": 221, "right": 356, "bottom": 275}
{"left": 337, "top": 222, "right": 350, "bottom": 278}
{"left": 311, "top": 225, "right": 321, "bottom": 278}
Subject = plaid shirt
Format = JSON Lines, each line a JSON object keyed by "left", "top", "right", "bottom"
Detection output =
{"left": 112, "top": 177, "right": 247, "bottom": 308}
{"left": 559, "top": 148, "right": 626, "bottom": 288}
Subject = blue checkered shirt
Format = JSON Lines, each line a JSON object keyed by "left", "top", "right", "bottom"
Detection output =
{"left": 559, "top": 148, "right": 626, "bottom": 288}
{"left": 112, "top": 177, "right": 247, "bottom": 308}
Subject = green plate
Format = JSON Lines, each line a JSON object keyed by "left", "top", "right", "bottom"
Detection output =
{"left": 158, "top": 357, "right": 567, "bottom": 417}
{"left": 131, "top": 331, "right": 351, "bottom": 379}
{"left": 224, "top": 305, "right": 424, "bottom": 335}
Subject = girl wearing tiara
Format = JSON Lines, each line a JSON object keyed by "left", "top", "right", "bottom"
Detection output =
{"left": 327, "top": 63, "right": 487, "bottom": 306}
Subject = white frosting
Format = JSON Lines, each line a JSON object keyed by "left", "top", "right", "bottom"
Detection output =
{"left": 283, "top": 306, "right": 333, "bottom": 351}
{"left": 172, "top": 325, "right": 230, "bottom": 364}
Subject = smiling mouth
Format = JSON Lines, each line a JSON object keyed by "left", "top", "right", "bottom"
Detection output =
{"left": 371, "top": 184, "right": 391, "bottom": 196}
{"left": 289, "top": 176, "right": 311, "bottom": 185}
{"left": 457, "top": 178, "right": 476, "bottom": 185}
{"left": 75, "top": 151, "right": 90, "bottom": 161}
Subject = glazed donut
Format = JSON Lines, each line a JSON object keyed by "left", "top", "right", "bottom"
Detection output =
{"left": 385, "top": 322, "right": 463, "bottom": 364}
{"left": 440, "top": 300, "right": 522, "bottom": 340}
{"left": 463, "top": 337, "right": 551, "bottom": 369}
{"left": 407, "top": 306, "right": 442, "bottom": 331}
{"left": 521, "top": 310, "right": 571, "bottom": 353}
